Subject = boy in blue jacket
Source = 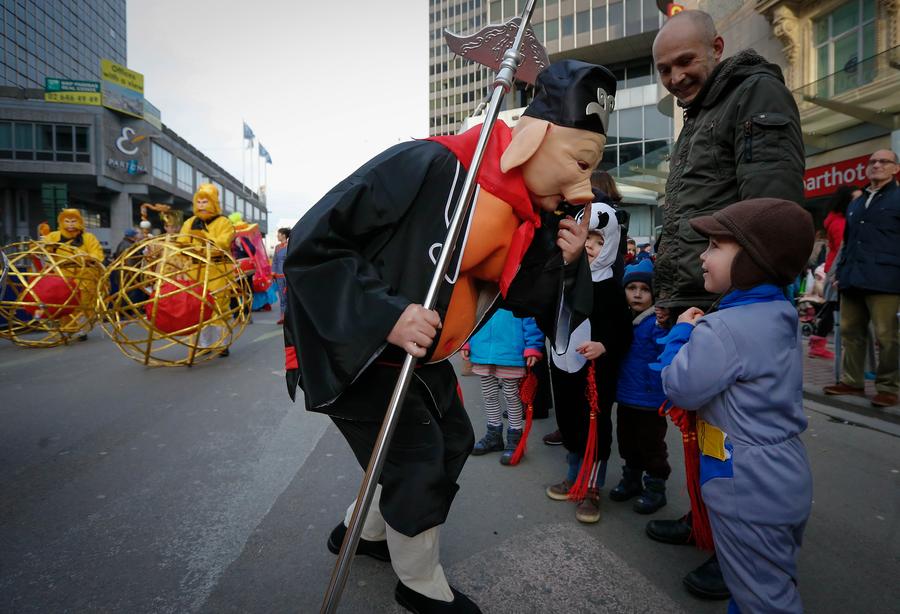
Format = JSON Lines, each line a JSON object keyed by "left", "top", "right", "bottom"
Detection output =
{"left": 656, "top": 198, "right": 814, "bottom": 614}
{"left": 610, "top": 259, "right": 670, "bottom": 514}
{"left": 462, "top": 308, "right": 543, "bottom": 465}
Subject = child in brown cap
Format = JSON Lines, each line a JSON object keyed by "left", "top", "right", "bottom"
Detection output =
{"left": 652, "top": 198, "right": 814, "bottom": 614}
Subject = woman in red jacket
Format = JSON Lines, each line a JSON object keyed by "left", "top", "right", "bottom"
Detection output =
{"left": 809, "top": 185, "right": 859, "bottom": 358}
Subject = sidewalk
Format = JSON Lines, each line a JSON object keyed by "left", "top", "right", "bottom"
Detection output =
{"left": 801, "top": 336, "right": 900, "bottom": 426}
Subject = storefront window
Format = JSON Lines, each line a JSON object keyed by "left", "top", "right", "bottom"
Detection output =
{"left": 0, "top": 122, "right": 11, "bottom": 159}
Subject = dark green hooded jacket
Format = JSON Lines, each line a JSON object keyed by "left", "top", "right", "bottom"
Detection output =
{"left": 655, "top": 49, "right": 805, "bottom": 308}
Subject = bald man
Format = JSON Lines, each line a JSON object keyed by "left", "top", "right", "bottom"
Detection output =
{"left": 646, "top": 9, "right": 805, "bottom": 603}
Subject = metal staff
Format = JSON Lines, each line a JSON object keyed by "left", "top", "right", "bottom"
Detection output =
{"left": 319, "top": 2, "right": 545, "bottom": 612}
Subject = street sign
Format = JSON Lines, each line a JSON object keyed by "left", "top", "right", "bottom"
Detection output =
{"left": 44, "top": 78, "right": 101, "bottom": 105}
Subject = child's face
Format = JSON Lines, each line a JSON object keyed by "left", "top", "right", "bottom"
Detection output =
{"left": 654, "top": 306, "right": 670, "bottom": 327}
{"left": 584, "top": 231, "right": 605, "bottom": 263}
{"left": 700, "top": 237, "right": 741, "bottom": 293}
{"left": 625, "top": 281, "right": 652, "bottom": 312}
{"left": 278, "top": 232, "right": 287, "bottom": 243}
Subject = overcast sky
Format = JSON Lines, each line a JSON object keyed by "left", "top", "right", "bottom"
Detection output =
{"left": 127, "top": 0, "right": 428, "bottom": 224}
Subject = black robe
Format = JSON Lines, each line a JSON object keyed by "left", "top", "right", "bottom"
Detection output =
{"left": 283, "top": 138, "right": 594, "bottom": 419}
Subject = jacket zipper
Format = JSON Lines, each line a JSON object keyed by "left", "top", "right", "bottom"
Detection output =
{"left": 744, "top": 120, "right": 753, "bottom": 162}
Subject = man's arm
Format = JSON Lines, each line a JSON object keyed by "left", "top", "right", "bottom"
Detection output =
{"left": 733, "top": 75, "right": 805, "bottom": 203}
{"left": 284, "top": 142, "right": 452, "bottom": 404}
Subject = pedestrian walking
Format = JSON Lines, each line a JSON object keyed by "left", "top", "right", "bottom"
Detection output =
{"left": 272, "top": 227, "right": 290, "bottom": 325}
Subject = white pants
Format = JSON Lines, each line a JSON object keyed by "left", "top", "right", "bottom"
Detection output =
{"left": 344, "top": 485, "right": 453, "bottom": 602}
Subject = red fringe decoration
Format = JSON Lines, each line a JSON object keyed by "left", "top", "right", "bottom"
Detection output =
{"left": 569, "top": 361, "right": 600, "bottom": 502}
{"left": 508, "top": 368, "right": 538, "bottom": 465}
{"left": 659, "top": 400, "right": 715, "bottom": 551}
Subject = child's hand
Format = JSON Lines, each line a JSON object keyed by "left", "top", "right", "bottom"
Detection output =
{"left": 525, "top": 355, "right": 540, "bottom": 367}
{"left": 677, "top": 307, "right": 705, "bottom": 326}
{"left": 576, "top": 340, "right": 606, "bottom": 360}
{"left": 460, "top": 347, "right": 470, "bottom": 360}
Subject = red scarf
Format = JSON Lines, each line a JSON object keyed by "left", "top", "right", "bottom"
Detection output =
{"left": 426, "top": 123, "right": 540, "bottom": 296}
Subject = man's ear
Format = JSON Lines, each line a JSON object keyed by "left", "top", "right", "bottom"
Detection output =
{"left": 500, "top": 119, "right": 551, "bottom": 172}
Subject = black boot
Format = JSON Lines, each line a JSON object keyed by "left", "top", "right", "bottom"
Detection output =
{"left": 609, "top": 465, "right": 642, "bottom": 502}
{"left": 646, "top": 512, "right": 693, "bottom": 545}
{"left": 326, "top": 522, "right": 391, "bottom": 562}
{"left": 633, "top": 476, "right": 667, "bottom": 514}
{"left": 683, "top": 554, "right": 730, "bottom": 600}
{"left": 499, "top": 428, "right": 521, "bottom": 465}
{"left": 395, "top": 581, "right": 482, "bottom": 613}
{"left": 471, "top": 424, "right": 503, "bottom": 456}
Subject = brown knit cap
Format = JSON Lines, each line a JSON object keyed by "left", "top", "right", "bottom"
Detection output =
{"left": 689, "top": 198, "right": 814, "bottom": 290}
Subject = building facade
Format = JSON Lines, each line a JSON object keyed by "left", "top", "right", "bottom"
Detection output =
{"left": 0, "top": 89, "right": 266, "bottom": 251}
{"left": 1, "top": 0, "right": 127, "bottom": 89}
{"left": 429, "top": 0, "right": 672, "bottom": 242}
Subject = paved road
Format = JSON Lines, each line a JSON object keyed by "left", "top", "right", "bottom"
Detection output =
{"left": 1, "top": 313, "right": 898, "bottom": 613}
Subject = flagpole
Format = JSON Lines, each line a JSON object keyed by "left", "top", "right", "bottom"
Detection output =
{"left": 241, "top": 120, "right": 246, "bottom": 190}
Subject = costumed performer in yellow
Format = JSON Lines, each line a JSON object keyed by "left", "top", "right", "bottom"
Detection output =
{"left": 177, "top": 183, "right": 235, "bottom": 355}
{"left": 40, "top": 208, "right": 105, "bottom": 338}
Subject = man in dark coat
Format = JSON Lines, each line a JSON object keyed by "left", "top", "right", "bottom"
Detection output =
{"left": 283, "top": 61, "right": 617, "bottom": 613}
{"left": 647, "top": 9, "right": 805, "bottom": 600}
{"left": 825, "top": 149, "right": 900, "bottom": 408}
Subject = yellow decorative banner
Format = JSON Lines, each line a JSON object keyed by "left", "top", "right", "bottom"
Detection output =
{"left": 100, "top": 59, "right": 144, "bottom": 93}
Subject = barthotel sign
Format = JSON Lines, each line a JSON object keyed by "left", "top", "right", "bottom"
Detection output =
{"left": 804, "top": 155, "right": 869, "bottom": 199}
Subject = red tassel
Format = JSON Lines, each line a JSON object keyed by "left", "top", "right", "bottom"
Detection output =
{"left": 508, "top": 368, "right": 538, "bottom": 465}
{"left": 569, "top": 361, "right": 600, "bottom": 502}
{"left": 659, "top": 401, "right": 715, "bottom": 551}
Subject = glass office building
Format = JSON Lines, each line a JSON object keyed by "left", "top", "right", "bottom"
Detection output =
{"left": 1, "top": 0, "right": 127, "bottom": 88}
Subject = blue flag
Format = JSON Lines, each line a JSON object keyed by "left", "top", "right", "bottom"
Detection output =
{"left": 243, "top": 121, "right": 255, "bottom": 142}
{"left": 259, "top": 143, "right": 272, "bottom": 164}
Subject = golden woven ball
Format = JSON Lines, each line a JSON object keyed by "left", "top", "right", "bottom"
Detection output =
{"left": 97, "top": 233, "right": 251, "bottom": 366}
{"left": 0, "top": 240, "right": 105, "bottom": 348}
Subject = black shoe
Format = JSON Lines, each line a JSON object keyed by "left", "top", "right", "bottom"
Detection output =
{"left": 646, "top": 513, "right": 694, "bottom": 545}
{"left": 683, "top": 555, "right": 730, "bottom": 600}
{"left": 609, "top": 466, "right": 642, "bottom": 502}
{"left": 395, "top": 581, "right": 482, "bottom": 613}
{"left": 326, "top": 522, "right": 391, "bottom": 562}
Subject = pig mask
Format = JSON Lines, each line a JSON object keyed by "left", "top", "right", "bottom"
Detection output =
{"left": 500, "top": 59, "right": 616, "bottom": 213}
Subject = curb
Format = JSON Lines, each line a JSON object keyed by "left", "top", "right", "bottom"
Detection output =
{"left": 803, "top": 388, "right": 900, "bottom": 437}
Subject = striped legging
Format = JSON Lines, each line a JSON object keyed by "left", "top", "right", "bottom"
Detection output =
{"left": 479, "top": 374, "right": 523, "bottom": 430}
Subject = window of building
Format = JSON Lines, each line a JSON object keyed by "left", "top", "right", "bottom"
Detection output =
{"left": 576, "top": 10, "right": 590, "bottom": 34}
{"left": 561, "top": 13, "right": 574, "bottom": 37}
{"left": 197, "top": 171, "right": 209, "bottom": 189}
{"left": 212, "top": 181, "right": 224, "bottom": 205}
{"left": 223, "top": 188, "right": 234, "bottom": 214}
{"left": 609, "top": 0, "right": 624, "bottom": 38}
{"left": 0, "top": 121, "right": 90, "bottom": 162}
{"left": 176, "top": 158, "right": 193, "bottom": 193}
{"left": 546, "top": 18, "right": 558, "bottom": 40}
{"left": 151, "top": 143, "right": 173, "bottom": 183}
{"left": 813, "top": 0, "right": 876, "bottom": 95}
{"left": 228, "top": 189, "right": 236, "bottom": 213}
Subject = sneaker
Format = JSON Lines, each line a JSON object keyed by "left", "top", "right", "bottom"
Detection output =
{"left": 546, "top": 479, "right": 572, "bottom": 501}
{"left": 575, "top": 488, "right": 601, "bottom": 523}
{"left": 542, "top": 430, "right": 563, "bottom": 446}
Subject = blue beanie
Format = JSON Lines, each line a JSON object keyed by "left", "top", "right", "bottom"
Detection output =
{"left": 623, "top": 258, "right": 654, "bottom": 289}
{"left": 124, "top": 228, "right": 139, "bottom": 238}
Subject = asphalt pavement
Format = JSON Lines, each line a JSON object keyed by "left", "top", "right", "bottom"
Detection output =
{"left": 1, "top": 312, "right": 898, "bottom": 613}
